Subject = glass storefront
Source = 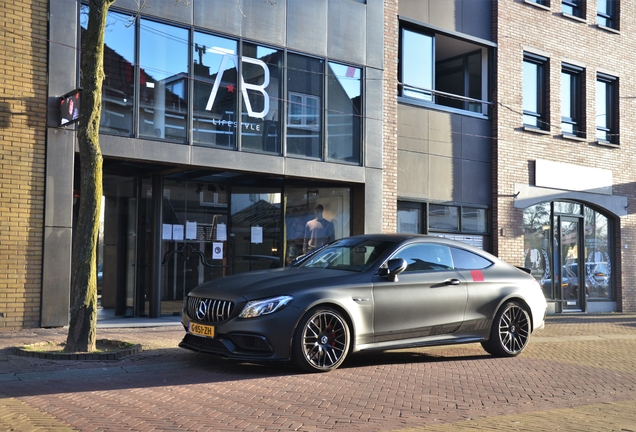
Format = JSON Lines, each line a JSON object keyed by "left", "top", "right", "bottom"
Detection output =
{"left": 523, "top": 201, "right": 613, "bottom": 312}
{"left": 81, "top": 5, "right": 363, "bottom": 164}
{"left": 97, "top": 170, "right": 351, "bottom": 317}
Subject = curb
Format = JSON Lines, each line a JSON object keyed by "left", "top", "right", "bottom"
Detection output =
{"left": 14, "top": 339, "right": 142, "bottom": 361}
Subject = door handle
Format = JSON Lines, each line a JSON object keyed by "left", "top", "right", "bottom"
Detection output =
{"left": 444, "top": 278, "right": 461, "bottom": 285}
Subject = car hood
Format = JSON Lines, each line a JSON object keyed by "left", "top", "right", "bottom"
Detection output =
{"left": 188, "top": 266, "right": 366, "bottom": 301}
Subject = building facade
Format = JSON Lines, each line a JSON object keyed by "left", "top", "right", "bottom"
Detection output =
{"left": 1, "top": 0, "right": 635, "bottom": 331}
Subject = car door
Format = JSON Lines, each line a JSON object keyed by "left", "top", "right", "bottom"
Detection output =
{"left": 372, "top": 243, "right": 468, "bottom": 343}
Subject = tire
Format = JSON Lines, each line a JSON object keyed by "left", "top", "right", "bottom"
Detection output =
{"left": 293, "top": 307, "right": 350, "bottom": 372}
{"left": 481, "top": 301, "right": 531, "bottom": 357}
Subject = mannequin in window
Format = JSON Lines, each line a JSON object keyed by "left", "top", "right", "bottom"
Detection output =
{"left": 303, "top": 204, "right": 335, "bottom": 254}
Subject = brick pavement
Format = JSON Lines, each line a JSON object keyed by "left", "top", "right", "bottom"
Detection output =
{"left": 0, "top": 314, "right": 635, "bottom": 431}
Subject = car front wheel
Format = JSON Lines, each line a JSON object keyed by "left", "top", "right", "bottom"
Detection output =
{"left": 481, "top": 301, "right": 530, "bottom": 357}
{"left": 293, "top": 307, "right": 350, "bottom": 372}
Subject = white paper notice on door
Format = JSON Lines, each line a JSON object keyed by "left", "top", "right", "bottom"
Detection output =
{"left": 216, "top": 223, "right": 227, "bottom": 241}
{"left": 172, "top": 224, "right": 184, "bottom": 241}
{"left": 212, "top": 242, "right": 223, "bottom": 259}
{"left": 186, "top": 221, "right": 197, "bottom": 240}
{"left": 162, "top": 224, "right": 173, "bottom": 240}
{"left": 251, "top": 226, "right": 263, "bottom": 244}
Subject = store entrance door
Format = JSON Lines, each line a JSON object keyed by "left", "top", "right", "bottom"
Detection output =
{"left": 557, "top": 216, "right": 585, "bottom": 312}
{"left": 229, "top": 187, "right": 282, "bottom": 275}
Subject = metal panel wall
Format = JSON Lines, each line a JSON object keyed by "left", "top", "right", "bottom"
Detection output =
{"left": 397, "top": 106, "right": 492, "bottom": 207}
{"left": 399, "top": 0, "right": 493, "bottom": 41}
{"left": 113, "top": 0, "right": 194, "bottom": 25}
{"left": 287, "top": 0, "right": 328, "bottom": 56}
{"left": 365, "top": 0, "right": 384, "bottom": 70}
{"left": 194, "top": 0, "right": 243, "bottom": 35}
{"left": 327, "top": 0, "right": 366, "bottom": 65}
{"left": 242, "top": 0, "right": 286, "bottom": 46}
{"left": 42, "top": 0, "right": 79, "bottom": 327}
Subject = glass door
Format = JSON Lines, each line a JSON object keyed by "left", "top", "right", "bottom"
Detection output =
{"left": 161, "top": 179, "right": 228, "bottom": 314}
{"left": 230, "top": 187, "right": 282, "bottom": 275}
{"left": 558, "top": 216, "right": 584, "bottom": 311}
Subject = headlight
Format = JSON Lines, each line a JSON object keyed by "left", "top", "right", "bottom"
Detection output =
{"left": 238, "top": 296, "right": 293, "bottom": 318}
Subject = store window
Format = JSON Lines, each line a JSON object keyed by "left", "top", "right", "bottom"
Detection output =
{"left": 241, "top": 43, "right": 283, "bottom": 154}
{"left": 284, "top": 187, "right": 351, "bottom": 264}
{"left": 399, "top": 25, "right": 492, "bottom": 116}
{"left": 287, "top": 54, "right": 323, "bottom": 158}
{"left": 138, "top": 19, "right": 189, "bottom": 142}
{"left": 327, "top": 62, "right": 362, "bottom": 164}
{"left": 90, "top": 7, "right": 362, "bottom": 164}
{"left": 192, "top": 33, "right": 239, "bottom": 148}
{"left": 80, "top": 7, "right": 135, "bottom": 136}
{"left": 523, "top": 202, "right": 613, "bottom": 301}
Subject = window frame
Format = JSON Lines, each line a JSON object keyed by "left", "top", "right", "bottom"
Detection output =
{"left": 597, "top": 0, "right": 617, "bottom": 29}
{"left": 596, "top": 73, "right": 619, "bottom": 145}
{"left": 561, "top": 63, "right": 585, "bottom": 138}
{"left": 562, "top": 0, "right": 584, "bottom": 18}
{"left": 398, "top": 22, "right": 493, "bottom": 118}
{"left": 523, "top": 53, "right": 549, "bottom": 131}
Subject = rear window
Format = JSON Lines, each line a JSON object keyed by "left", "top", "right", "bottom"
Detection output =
{"left": 450, "top": 247, "right": 492, "bottom": 270}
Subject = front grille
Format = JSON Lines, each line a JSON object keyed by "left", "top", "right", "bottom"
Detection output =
{"left": 187, "top": 296, "right": 235, "bottom": 323}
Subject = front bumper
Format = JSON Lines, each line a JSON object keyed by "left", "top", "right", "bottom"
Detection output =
{"left": 179, "top": 304, "right": 303, "bottom": 362}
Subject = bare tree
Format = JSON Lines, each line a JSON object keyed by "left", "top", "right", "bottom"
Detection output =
{"left": 65, "top": 0, "right": 114, "bottom": 353}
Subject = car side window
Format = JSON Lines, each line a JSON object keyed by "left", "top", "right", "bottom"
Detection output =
{"left": 450, "top": 247, "right": 492, "bottom": 270}
{"left": 392, "top": 244, "right": 453, "bottom": 272}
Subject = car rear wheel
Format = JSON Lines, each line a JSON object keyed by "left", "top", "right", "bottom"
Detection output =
{"left": 481, "top": 301, "right": 530, "bottom": 357}
{"left": 293, "top": 307, "right": 350, "bottom": 372}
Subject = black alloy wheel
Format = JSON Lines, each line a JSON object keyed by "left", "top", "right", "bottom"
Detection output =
{"left": 293, "top": 307, "right": 350, "bottom": 372}
{"left": 481, "top": 301, "right": 531, "bottom": 357}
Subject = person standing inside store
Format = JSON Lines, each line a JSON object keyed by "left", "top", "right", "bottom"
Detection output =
{"left": 303, "top": 204, "right": 335, "bottom": 254}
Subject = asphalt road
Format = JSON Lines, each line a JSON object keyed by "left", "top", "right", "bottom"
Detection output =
{"left": 1, "top": 313, "right": 636, "bottom": 431}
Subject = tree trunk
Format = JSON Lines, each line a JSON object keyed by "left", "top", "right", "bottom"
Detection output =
{"left": 65, "top": 0, "right": 115, "bottom": 353}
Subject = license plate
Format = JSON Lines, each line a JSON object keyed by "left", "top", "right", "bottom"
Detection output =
{"left": 189, "top": 322, "right": 215, "bottom": 338}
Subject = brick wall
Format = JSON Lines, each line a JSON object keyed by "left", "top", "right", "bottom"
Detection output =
{"left": 495, "top": 1, "right": 636, "bottom": 311}
{"left": 0, "top": 2, "right": 48, "bottom": 329}
{"left": 383, "top": 0, "right": 398, "bottom": 233}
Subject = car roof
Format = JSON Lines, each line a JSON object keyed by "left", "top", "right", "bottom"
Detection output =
{"left": 342, "top": 233, "right": 489, "bottom": 254}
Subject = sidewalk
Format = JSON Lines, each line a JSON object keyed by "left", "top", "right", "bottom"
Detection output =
{"left": 1, "top": 311, "right": 635, "bottom": 382}
{"left": 2, "top": 312, "right": 636, "bottom": 431}
{"left": 0, "top": 308, "right": 189, "bottom": 382}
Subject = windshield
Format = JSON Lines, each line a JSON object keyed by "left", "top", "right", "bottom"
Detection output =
{"left": 295, "top": 238, "right": 394, "bottom": 272}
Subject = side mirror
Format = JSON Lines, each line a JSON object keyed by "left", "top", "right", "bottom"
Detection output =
{"left": 379, "top": 258, "right": 407, "bottom": 282}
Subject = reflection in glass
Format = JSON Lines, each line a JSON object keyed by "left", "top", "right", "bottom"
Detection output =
{"left": 81, "top": 7, "right": 135, "bottom": 136}
{"left": 429, "top": 204, "right": 459, "bottom": 231}
{"left": 284, "top": 187, "right": 350, "bottom": 265}
{"left": 192, "top": 33, "right": 238, "bottom": 148}
{"left": 554, "top": 201, "right": 581, "bottom": 214}
{"left": 287, "top": 54, "right": 323, "bottom": 158}
{"left": 139, "top": 19, "right": 189, "bottom": 142}
{"left": 161, "top": 180, "right": 229, "bottom": 303}
{"left": 597, "top": 0, "right": 615, "bottom": 27}
{"left": 230, "top": 188, "right": 282, "bottom": 274}
{"left": 523, "top": 203, "right": 552, "bottom": 298}
{"left": 401, "top": 29, "right": 433, "bottom": 101}
{"left": 462, "top": 207, "right": 487, "bottom": 233}
{"left": 241, "top": 43, "right": 282, "bottom": 154}
{"left": 397, "top": 208, "right": 420, "bottom": 234}
{"left": 327, "top": 62, "right": 361, "bottom": 164}
{"left": 523, "top": 59, "right": 541, "bottom": 127}
{"left": 584, "top": 208, "right": 611, "bottom": 299}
